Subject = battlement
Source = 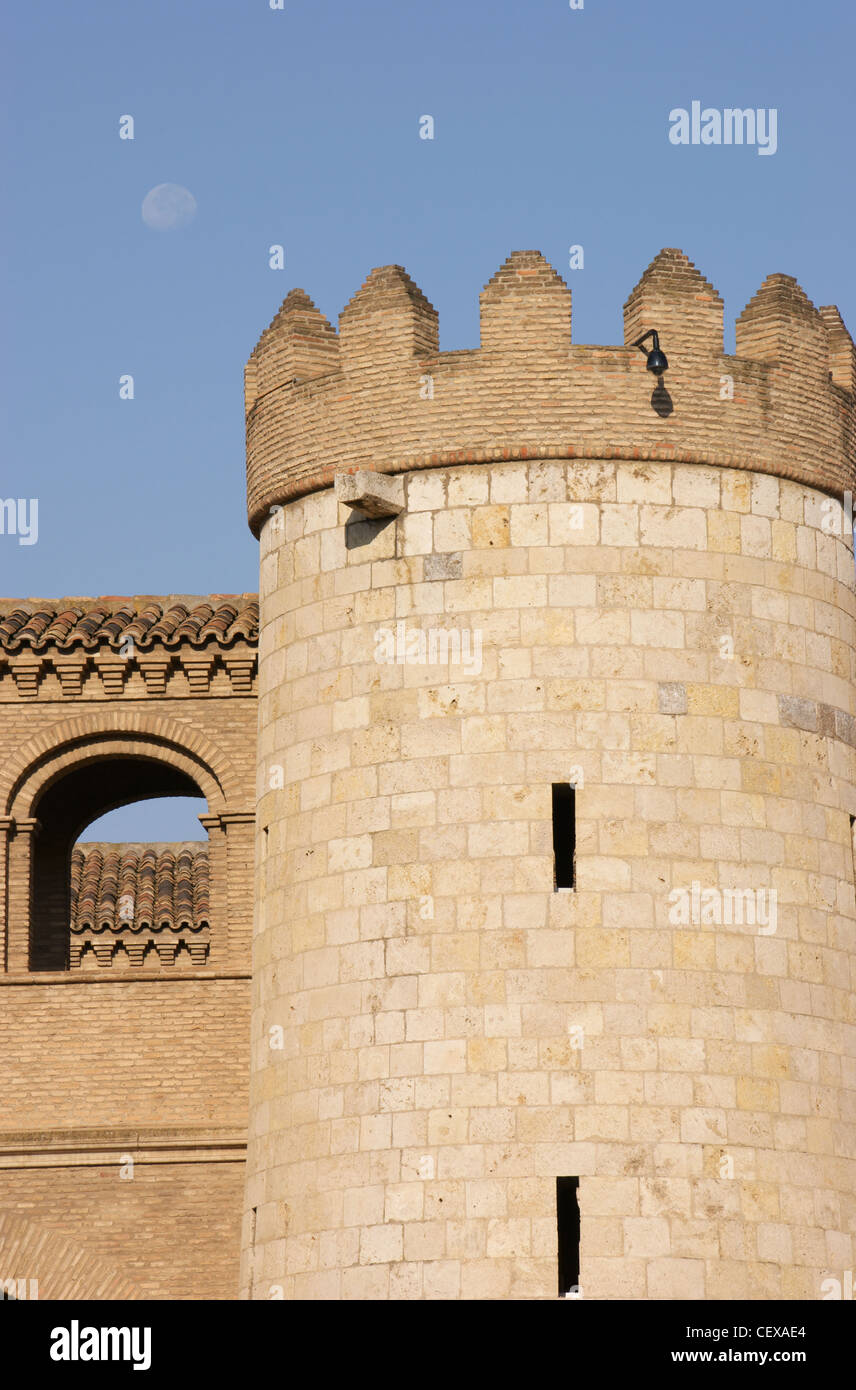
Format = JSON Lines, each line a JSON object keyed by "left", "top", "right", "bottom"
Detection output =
{"left": 245, "top": 248, "right": 855, "bottom": 534}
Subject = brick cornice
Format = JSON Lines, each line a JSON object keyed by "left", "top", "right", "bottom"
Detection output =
{"left": 0, "top": 642, "right": 257, "bottom": 702}
{"left": 0, "top": 970, "right": 251, "bottom": 986}
{"left": 0, "top": 1124, "right": 247, "bottom": 1168}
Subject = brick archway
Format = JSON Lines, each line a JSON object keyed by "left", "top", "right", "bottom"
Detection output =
{"left": 1, "top": 710, "right": 243, "bottom": 820}
{"left": 0, "top": 713, "right": 252, "bottom": 973}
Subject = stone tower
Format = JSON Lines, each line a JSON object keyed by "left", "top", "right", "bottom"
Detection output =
{"left": 241, "top": 250, "right": 856, "bottom": 1300}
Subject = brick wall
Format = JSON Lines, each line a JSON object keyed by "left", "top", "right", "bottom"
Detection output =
{"left": 0, "top": 1161, "right": 244, "bottom": 1300}
{"left": 0, "top": 977, "right": 249, "bottom": 1128}
{"left": 0, "top": 975, "right": 250, "bottom": 1298}
{"left": 0, "top": 643, "right": 257, "bottom": 1299}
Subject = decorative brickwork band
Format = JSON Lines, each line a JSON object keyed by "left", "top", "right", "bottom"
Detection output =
{"left": 0, "top": 597, "right": 259, "bottom": 701}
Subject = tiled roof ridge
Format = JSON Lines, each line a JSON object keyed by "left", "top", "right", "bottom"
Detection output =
{"left": 0, "top": 595, "right": 259, "bottom": 652}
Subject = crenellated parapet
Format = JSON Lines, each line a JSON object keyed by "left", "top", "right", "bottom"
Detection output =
{"left": 245, "top": 248, "right": 856, "bottom": 534}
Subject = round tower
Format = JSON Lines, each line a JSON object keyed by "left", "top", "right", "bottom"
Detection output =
{"left": 241, "top": 249, "right": 856, "bottom": 1300}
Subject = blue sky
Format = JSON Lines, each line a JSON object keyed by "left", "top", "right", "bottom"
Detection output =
{"left": 1, "top": 0, "right": 853, "bottom": 839}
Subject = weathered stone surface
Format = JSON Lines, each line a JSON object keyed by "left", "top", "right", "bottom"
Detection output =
{"left": 658, "top": 682, "right": 687, "bottom": 715}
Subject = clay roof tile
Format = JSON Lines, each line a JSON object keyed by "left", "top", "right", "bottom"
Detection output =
{"left": 0, "top": 595, "right": 259, "bottom": 652}
{"left": 69, "top": 843, "right": 210, "bottom": 933}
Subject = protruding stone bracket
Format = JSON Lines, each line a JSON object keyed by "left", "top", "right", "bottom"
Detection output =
{"left": 199, "top": 810, "right": 255, "bottom": 832}
{"left": 15, "top": 817, "right": 41, "bottom": 841}
{"left": 335, "top": 469, "right": 405, "bottom": 519}
{"left": 218, "top": 811, "right": 256, "bottom": 828}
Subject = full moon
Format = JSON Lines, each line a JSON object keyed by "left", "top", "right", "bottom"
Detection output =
{"left": 141, "top": 183, "right": 197, "bottom": 231}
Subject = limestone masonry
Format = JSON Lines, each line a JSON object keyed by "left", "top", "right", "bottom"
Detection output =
{"left": 2, "top": 249, "right": 855, "bottom": 1300}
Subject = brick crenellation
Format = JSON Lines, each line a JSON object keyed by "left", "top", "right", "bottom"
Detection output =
{"left": 245, "top": 249, "right": 856, "bottom": 533}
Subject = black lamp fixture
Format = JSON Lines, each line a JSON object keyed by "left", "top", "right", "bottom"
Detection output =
{"left": 634, "top": 329, "right": 669, "bottom": 375}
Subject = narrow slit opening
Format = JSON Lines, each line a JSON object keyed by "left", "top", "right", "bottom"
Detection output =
{"left": 557, "top": 1176, "right": 580, "bottom": 1297}
{"left": 552, "top": 783, "right": 575, "bottom": 890}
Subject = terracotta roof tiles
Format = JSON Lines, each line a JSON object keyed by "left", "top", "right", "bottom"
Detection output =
{"left": 69, "top": 843, "right": 210, "bottom": 933}
{"left": 0, "top": 595, "right": 259, "bottom": 652}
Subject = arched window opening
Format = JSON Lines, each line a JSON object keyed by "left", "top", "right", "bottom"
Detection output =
{"left": 30, "top": 757, "right": 209, "bottom": 971}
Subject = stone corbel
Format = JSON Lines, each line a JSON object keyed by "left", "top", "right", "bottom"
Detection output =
{"left": 335, "top": 469, "right": 405, "bottom": 518}
{"left": 219, "top": 811, "right": 256, "bottom": 829}
{"left": 200, "top": 810, "right": 255, "bottom": 835}
{"left": 14, "top": 817, "right": 41, "bottom": 840}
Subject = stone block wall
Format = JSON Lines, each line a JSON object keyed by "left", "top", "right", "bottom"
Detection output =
{"left": 243, "top": 458, "right": 856, "bottom": 1300}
